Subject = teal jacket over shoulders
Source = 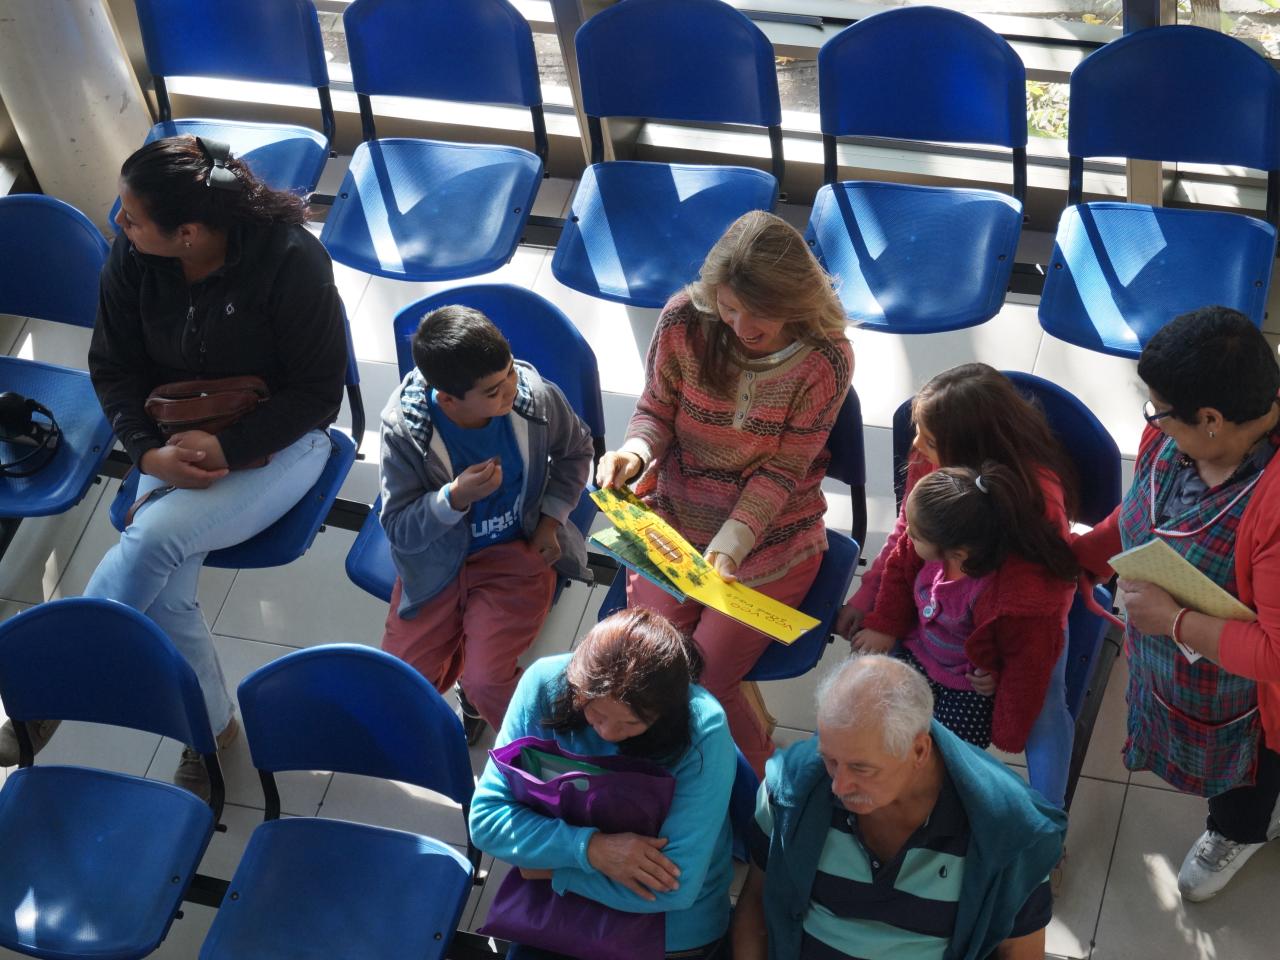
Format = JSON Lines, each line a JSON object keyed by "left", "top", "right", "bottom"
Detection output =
{"left": 469, "top": 654, "right": 737, "bottom": 952}
{"left": 761, "top": 721, "right": 1066, "bottom": 960}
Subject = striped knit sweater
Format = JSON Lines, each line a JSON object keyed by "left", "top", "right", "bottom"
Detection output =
{"left": 621, "top": 294, "right": 853, "bottom": 586}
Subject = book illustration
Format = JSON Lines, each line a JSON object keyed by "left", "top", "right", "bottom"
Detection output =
{"left": 590, "top": 486, "right": 820, "bottom": 645}
{"left": 1110, "top": 538, "right": 1256, "bottom": 664}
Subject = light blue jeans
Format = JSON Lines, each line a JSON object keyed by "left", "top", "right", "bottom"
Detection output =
{"left": 84, "top": 430, "right": 330, "bottom": 733}
{"left": 1024, "top": 638, "right": 1073, "bottom": 809}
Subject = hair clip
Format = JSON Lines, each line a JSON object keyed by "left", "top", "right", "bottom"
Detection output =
{"left": 195, "top": 137, "right": 241, "bottom": 192}
{"left": 974, "top": 474, "right": 989, "bottom": 494}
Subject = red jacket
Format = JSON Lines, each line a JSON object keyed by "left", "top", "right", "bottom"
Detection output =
{"left": 863, "top": 467, "right": 1075, "bottom": 753}
{"left": 1074, "top": 424, "right": 1280, "bottom": 749}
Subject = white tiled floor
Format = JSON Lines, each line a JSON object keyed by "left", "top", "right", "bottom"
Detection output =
{"left": 2, "top": 182, "right": 1276, "bottom": 958}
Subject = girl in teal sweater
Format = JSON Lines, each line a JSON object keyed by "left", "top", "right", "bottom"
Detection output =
{"left": 469, "top": 609, "right": 736, "bottom": 957}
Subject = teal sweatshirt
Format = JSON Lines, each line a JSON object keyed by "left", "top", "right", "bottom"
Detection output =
{"left": 761, "top": 721, "right": 1066, "bottom": 960}
{"left": 469, "top": 654, "right": 736, "bottom": 952}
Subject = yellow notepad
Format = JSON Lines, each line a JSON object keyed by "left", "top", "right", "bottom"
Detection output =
{"left": 1110, "top": 539, "right": 1256, "bottom": 622}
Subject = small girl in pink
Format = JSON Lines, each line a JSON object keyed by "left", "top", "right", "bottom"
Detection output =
{"left": 852, "top": 463, "right": 1079, "bottom": 751}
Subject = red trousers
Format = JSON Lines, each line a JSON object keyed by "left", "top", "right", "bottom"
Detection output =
{"left": 627, "top": 552, "right": 822, "bottom": 778}
{"left": 382, "top": 539, "right": 556, "bottom": 728}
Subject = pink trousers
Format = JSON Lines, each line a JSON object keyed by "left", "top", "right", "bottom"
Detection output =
{"left": 627, "top": 552, "right": 822, "bottom": 778}
{"left": 382, "top": 539, "right": 556, "bottom": 728}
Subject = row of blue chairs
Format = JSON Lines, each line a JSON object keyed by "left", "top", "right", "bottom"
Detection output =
{"left": 0, "top": 599, "right": 477, "bottom": 959}
{"left": 126, "top": 1, "right": 1280, "bottom": 362}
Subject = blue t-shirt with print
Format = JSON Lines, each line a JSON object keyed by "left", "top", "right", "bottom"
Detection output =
{"left": 430, "top": 391, "right": 525, "bottom": 554}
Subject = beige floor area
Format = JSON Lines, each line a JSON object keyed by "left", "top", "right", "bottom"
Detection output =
{"left": 0, "top": 179, "right": 1275, "bottom": 958}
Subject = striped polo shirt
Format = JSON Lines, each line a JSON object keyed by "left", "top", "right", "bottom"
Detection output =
{"left": 751, "top": 772, "right": 1052, "bottom": 960}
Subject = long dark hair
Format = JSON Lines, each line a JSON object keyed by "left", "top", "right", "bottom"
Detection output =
{"left": 908, "top": 463, "right": 1079, "bottom": 582}
{"left": 912, "top": 363, "right": 1079, "bottom": 523}
{"left": 544, "top": 608, "right": 704, "bottom": 767}
{"left": 119, "top": 135, "right": 307, "bottom": 233}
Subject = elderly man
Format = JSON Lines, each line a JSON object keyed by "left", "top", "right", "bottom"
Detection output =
{"left": 733, "top": 654, "right": 1065, "bottom": 960}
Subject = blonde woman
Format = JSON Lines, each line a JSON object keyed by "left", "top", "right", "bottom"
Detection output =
{"left": 597, "top": 211, "right": 853, "bottom": 776}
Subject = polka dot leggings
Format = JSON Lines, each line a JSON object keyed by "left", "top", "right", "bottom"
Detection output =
{"left": 896, "top": 647, "right": 994, "bottom": 748}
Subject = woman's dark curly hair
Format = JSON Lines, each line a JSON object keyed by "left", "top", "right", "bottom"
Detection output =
{"left": 544, "top": 607, "right": 704, "bottom": 767}
{"left": 119, "top": 135, "right": 307, "bottom": 233}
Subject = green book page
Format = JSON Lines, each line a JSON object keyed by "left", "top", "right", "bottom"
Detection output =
{"left": 520, "top": 747, "right": 611, "bottom": 780}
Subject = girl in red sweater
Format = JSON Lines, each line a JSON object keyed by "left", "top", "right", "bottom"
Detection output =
{"left": 596, "top": 211, "right": 853, "bottom": 778}
{"left": 837, "top": 363, "right": 1080, "bottom": 804}
{"left": 852, "top": 463, "right": 1078, "bottom": 753}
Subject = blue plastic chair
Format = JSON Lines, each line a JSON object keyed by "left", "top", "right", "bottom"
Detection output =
{"left": 0, "top": 598, "right": 222, "bottom": 960}
{"left": 319, "top": 0, "right": 545, "bottom": 282}
{"left": 131, "top": 0, "right": 333, "bottom": 197}
{"left": 0, "top": 196, "right": 113, "bottom": 523}
{"left": 597, "top": 387, "right": 866, "bottom": 683}
{"left": 550, "top": 0, "right": 783, "bottom": 307}
{"left": 1039, "top": 25, "right": 1280, "bottom": 358}
{"left": 345, "top": 284, "right": 606, "bottom": 602}
{"left": 199, "top": 644, "right": 473, "bottom": 959}
{"left": 805, "top": 7, "right": 1026, "bottom": 333}
{"left": 108, "top": 308, "right": 363, "bottom": 569}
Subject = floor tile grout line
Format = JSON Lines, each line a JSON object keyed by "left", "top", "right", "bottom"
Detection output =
{"left": 43, "top": 478, "right": 110, "bottom": 601}
{"left": 1086, "top": 778, "right": 1133, "bottom": 958}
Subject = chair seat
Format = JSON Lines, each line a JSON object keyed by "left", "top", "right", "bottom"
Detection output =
{"left": 552, "top": 161, "right": 779, "bottom": 308}
{"left": 109, "top": 429, "right": 356, "bottom": 569}
{"left": 0, "top": 765, "right": 213, "bottom": 960}
{"left": 0, "top": 358, "right": 114, "bottom": 518}
{"left": 1039, "top": 202, "right": 1277, "bottom": 359}
{"left": 200, "top": 817, "right": 472, "bottom": 960}
{"left": 152, "top": 119, "right": 329, "bottom": 196}
{"left": 321, "top": 138, "right": 543, "bottom": 281}
{"left": 807, "top": 181, "right": 1023, "bottom": 333}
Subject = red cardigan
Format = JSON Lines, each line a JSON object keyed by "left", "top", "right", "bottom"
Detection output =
{"left": 863, "top": 467, "right": 1075, "bottom": 753}
{"left": 1074, "top": 424, "right": 1280, "bottom": 749}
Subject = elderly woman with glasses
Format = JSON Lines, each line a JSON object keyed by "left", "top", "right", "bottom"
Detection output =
{"left": 1075, "top": 306, "right": 1280, "bottom": 904}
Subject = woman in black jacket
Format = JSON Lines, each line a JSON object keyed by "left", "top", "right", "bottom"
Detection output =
{"left": 0, "top": 136, "right": 347, "bottom": 798}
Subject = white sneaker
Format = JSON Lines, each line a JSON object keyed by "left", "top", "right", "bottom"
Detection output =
{"left": 1177, "top": 829, "right": 1266, "bottom": 902}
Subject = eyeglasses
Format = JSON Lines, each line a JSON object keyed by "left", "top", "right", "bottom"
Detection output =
{"left": 1142, "top": 400, "right": 1176, "bottom": 425}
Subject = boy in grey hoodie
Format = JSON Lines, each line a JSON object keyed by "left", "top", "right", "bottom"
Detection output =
{"left": 380, "top": 305, "right": 594, "bottom": 742}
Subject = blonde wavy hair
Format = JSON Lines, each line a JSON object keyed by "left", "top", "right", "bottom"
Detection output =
{"left": 686, "top": 210, "right": 847, "bottom": 393}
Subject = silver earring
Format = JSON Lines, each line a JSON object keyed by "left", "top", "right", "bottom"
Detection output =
{"left": 1209, "top": 430, "right": 1216, "bottom": 438}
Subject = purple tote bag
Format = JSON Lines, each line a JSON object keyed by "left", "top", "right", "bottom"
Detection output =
{"left": 478, "top": 736, "right": 677, "bottom": 960}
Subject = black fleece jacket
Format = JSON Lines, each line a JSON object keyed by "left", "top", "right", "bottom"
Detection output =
{"left": 89, "top": 222, "right": 347, "bottom": 469}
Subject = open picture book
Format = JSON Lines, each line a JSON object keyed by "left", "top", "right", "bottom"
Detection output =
{"left": 589, "top": 485, "right": 820, "bottom": 645}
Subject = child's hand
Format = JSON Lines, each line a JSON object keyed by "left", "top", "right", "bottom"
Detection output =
{"left": 851, "top": 629, "right": 895, "bottom": 654}
{"left": 596, "top": 450, "right": 643, "bottom": 488}
{"left": 449, "top": 457, "right": 502, "bottom": 510}
{"left": 705, "top": 550, "right": 738, "bottom": 582}
{"left": 967, "top": 669, "right": 997, "bottom": 697}
{"left": 531, "top": 515, "right": 562, "bottom": 566}
{"left": 835, "top": 603, "right": 865, "bottom": 640}
{"left": 519, "top": 868, "right": 553, "bottom": 881}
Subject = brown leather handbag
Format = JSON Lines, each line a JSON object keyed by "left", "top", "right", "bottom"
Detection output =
{"left": 144, "top": 375, "right": 270, "bottom": 436}
{"left": 123, "top": 376, "right": 271, "bottom": 526}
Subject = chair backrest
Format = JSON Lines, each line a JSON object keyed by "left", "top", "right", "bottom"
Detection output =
{"left": 135, "top": 0, "right": 329, "bottom": 89}
{"left": 0, "top": 195, "right": 110, "bottom": 328}
{"left": 826, "top": 387, "right": 866, "bottom": 488}
{"left": 1068, "top": 25, "right": 1280, "bottom": 171}
{"left": 729, "top": 747, "right": 760, "bottom": 862}
{"left": 0, "top": 598, "right": 216, "bottom": 753}
{"left": 236, "top": 644, "right": 475, "bottom": 807}
{"left": 575, "top": 0, "right": 780, "bottom": 128}
{"left": 818, "top": 7, "right": 1026, "bottom": 149}
{"left": 344, "top": 0, "right": 541, "bottom": 108}
{"left": 393, "top": 284, "right": 607, "bottom": 442}
{"left": 890, "top": 371, "right": 1121, "bottom": 526}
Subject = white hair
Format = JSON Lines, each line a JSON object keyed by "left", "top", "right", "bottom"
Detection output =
{"left": 815, "top": 654, "right": 934, "bottom": 757}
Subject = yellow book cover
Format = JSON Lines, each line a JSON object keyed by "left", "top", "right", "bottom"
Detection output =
{"left": 1110, "top": 539, "right": 1256, "bottom": 622}
{"left": 590, "top": 486, "right": 820, "bottom": 645}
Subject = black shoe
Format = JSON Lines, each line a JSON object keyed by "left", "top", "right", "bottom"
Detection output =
{"left": 455, "top": 685, "right": 487, "bottom": 746}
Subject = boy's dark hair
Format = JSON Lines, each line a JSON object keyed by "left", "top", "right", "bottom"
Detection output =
{"left": 545, "top": 608, "right": 704, "bottom": 768}
{"left": 908, "top": 462, "right": 1079, "bottom": 582}
{"left": 411, "top": 305, "right": 513, "bottom": 398}
{"left": 1137, "top": 306, "right": 1280, "bottom": 424}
